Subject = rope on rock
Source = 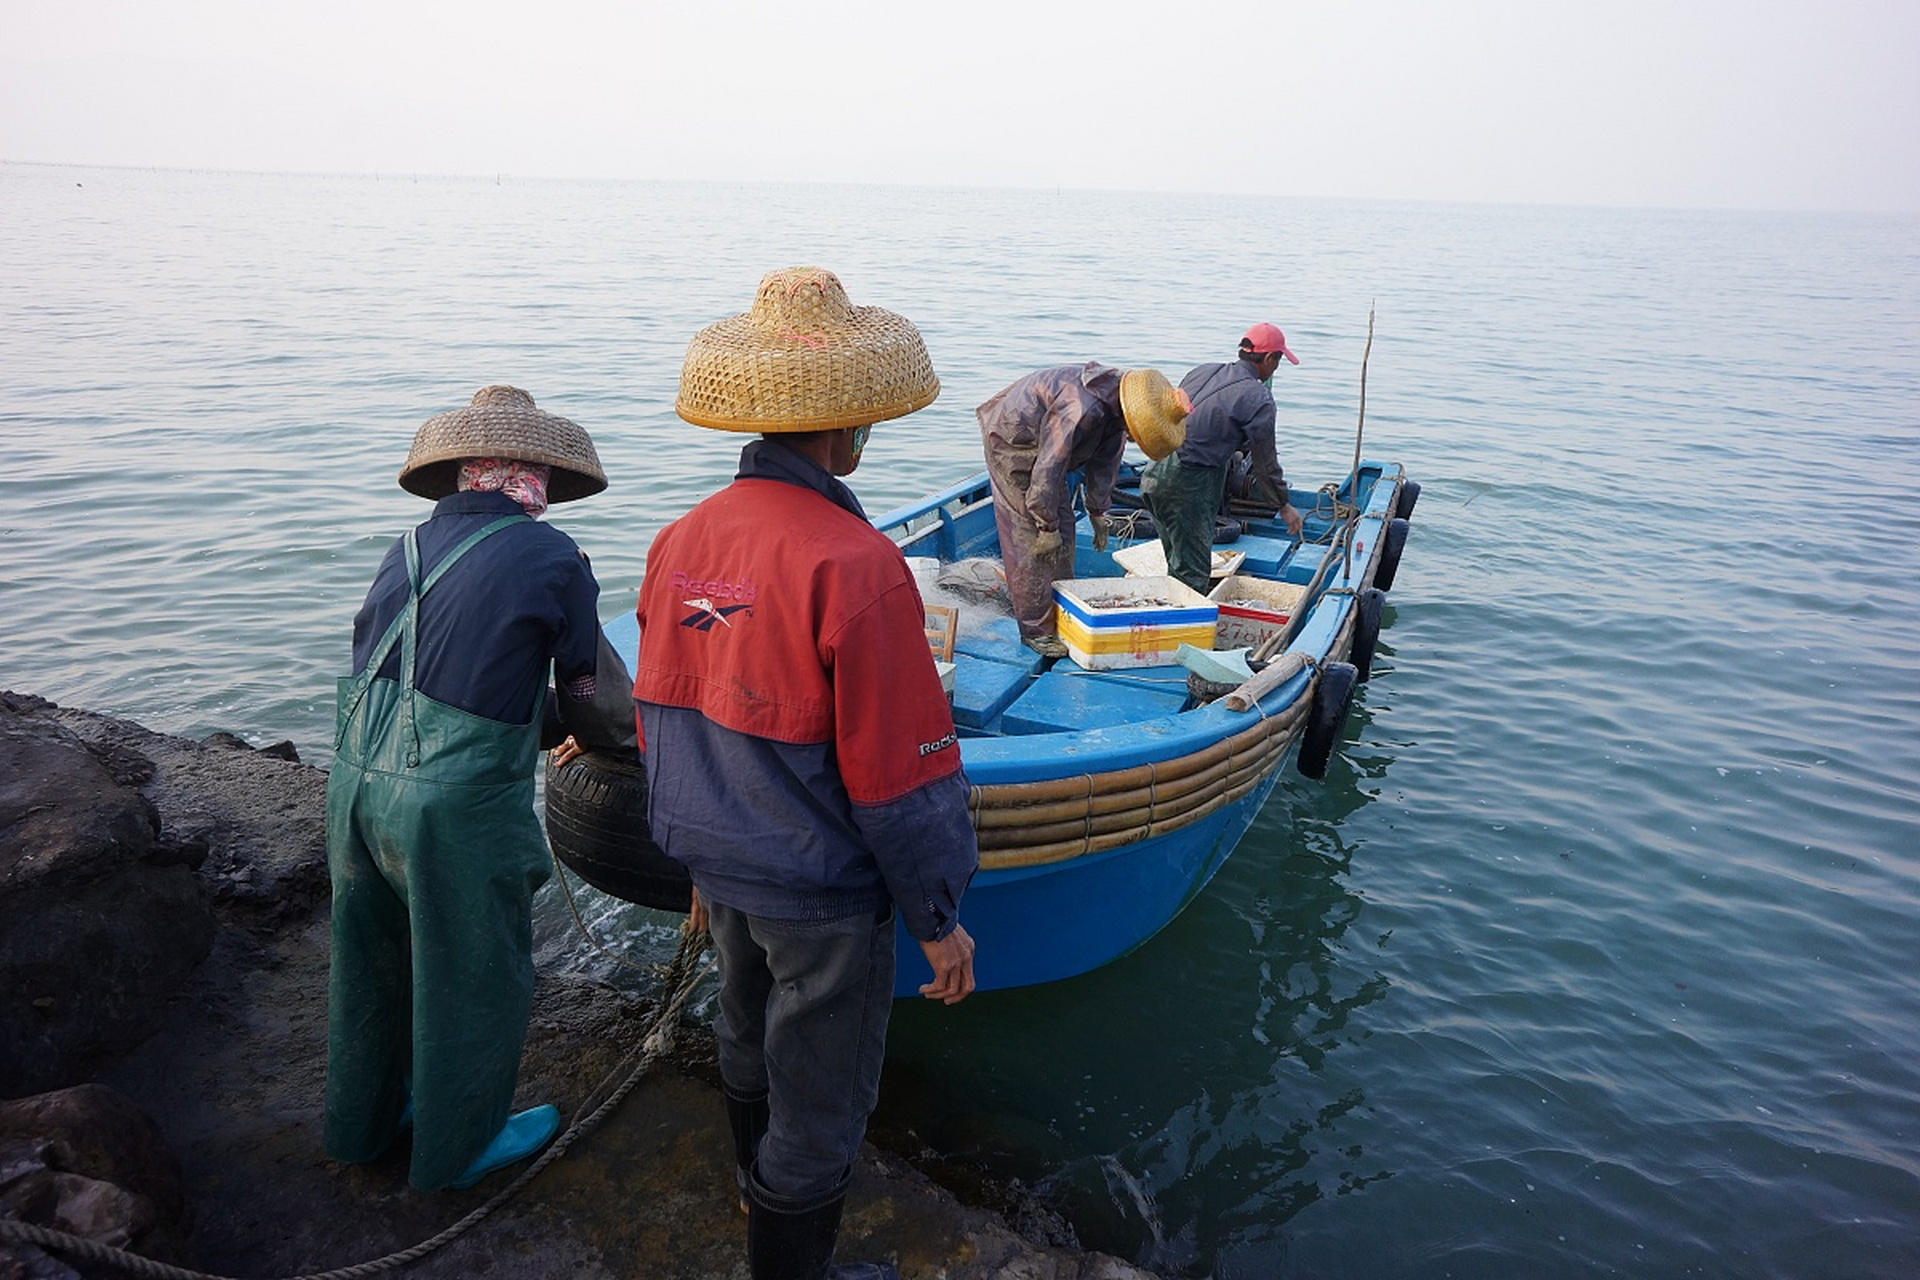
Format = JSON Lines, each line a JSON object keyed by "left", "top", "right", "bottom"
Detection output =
{"left": 0, "top": 926, "right": 715, "bottom": 1280}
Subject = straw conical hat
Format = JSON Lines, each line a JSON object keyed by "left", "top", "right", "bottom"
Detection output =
{"left": 676, "top": 267, "right": 940, "bottom": 432}
{"left": 399, "top": 385, "right": 607, "bottom": 502}
{"left": 1119, "top": 369, "right": 1190, "bottom": 460}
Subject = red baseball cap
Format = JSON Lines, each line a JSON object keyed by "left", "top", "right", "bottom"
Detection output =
{"left": 1242, "top": 322, "right": 1299, "bottom": 365}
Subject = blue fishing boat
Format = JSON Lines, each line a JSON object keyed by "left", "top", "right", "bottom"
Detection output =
{"left": 550, "top": 459, "right": 1416, "bottom": 997}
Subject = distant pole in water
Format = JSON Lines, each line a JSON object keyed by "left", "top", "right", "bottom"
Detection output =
{"left": 1341, "top": 305, "right": 1375, "bottom": 581}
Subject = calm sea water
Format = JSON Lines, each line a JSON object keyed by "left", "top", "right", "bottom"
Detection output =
{"left": 4, "top": 163, "right": 1917, "bottom": 1279}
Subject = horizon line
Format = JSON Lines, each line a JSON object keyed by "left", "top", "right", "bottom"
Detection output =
{"left": 4, "top": 156, "right": 1913, "bottom": 220}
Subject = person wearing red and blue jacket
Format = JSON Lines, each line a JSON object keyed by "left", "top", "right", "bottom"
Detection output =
{"left": 633, "top": 266, "right": 977, "bottom": 1280}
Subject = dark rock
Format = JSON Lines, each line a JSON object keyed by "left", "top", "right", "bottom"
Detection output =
{"left": 0, "top": 702, "right": 216, "bottom": 1096}
{"left": 0, "top": 699, "right": 1159, "bottom": 1280}
{"left": 9, "top": 1169, "right": 150, "bottom": 1242}
{"left": 0, "top": 1085, "right": 189, "bottom": 1275}
{"left": 0, "top": 865, "right": 213, "bottom": 1097}
{"left": 199, "top": 733, "right": 300, "bottom": 764}
{"left": 48, "top": 707, "right": 328, "bottom": 931}
{"left": 143, "top": 832, "right": 209, "bottom": 872}
{"left": 0, "top": 1085, "right": 187, "bottom": 1226}
{"left": 0, "top": 1238, "right": 83, "bottom": 1279}
{"left": 0, "top": 693, "right": 54, "bottom": 716}
{"left": 78, "top": 741, "right": 154, "bottom": 789}
{"left": 1, "top": 703, "right": 160, "bottom": 894}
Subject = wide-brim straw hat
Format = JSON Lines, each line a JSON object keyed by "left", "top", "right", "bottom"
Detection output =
{"left": 676, "top": 267, "right": 940, "bottom": 432}
{"left": 399, "top": 385, "right": 607, "bottom": 502}
{"left": 1118, "top": 369, "right": 1190, "bottom": 460}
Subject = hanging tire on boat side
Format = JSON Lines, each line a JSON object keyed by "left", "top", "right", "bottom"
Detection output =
{"left": 1373, "top": 517, "right": 1410, "bottom": 591}
{"left": 543, "top": 749, "right": 692, "bottom": 913}
{"left": 1395, "top": 479, "right": 1421, "bottom": 522}
{"left": 1296, "top": 661, "right": 1358, "bottom": 780}
{"left": 1349, "top": 588, "right": 1386, "bottom": 682}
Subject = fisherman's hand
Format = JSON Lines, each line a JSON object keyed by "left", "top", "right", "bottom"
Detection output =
{"left": 917, "top": 924, "right": 977, "bottom": 1004}
{"left": 1091, "top": 514, "right": 1110, "bottom": 552}
{"left": 1281, "top": 503, "right": 1303, "bottom": 538}
{"left": 1032, "top": 528, "right": 1064, "bottom": 558}
{"left": 551, "top": 736, "right": 584, "bottom": 768}
{"left": 686, "top": 885, "right": 708, "bottom": 936}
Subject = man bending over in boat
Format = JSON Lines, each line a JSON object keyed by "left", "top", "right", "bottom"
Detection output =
{"left": 975, "top": 363, "right": 1190, "bottom": 657}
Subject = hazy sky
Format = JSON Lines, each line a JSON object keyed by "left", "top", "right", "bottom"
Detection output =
{"left": 4, "top": 0, "right": 1916, "bottom": 211}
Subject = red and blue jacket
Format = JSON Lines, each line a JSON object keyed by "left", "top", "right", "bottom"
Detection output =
{"left": 631, "top": 442, "right": 977, "bottom": 941}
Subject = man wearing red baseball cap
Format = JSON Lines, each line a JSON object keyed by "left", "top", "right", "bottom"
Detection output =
{"left": 1141, "top": 323, "right": 1306, "bottom": 594}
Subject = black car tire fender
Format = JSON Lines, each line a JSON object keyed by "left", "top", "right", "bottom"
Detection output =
{"left": 543, "top": 749, "right": 692, "bottom": 914}
{"left": 1374, "top": 518, "right": 1410, "bottom": 591}
{"left": 1350, "top": 588, "right": 1386, "bottom": 682}
{"left": 1296, "top": 661, "right": 1358, "bottom": 780}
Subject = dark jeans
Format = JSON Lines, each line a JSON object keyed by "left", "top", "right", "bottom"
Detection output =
{"left": 707, "top": 898, "right": 897, "bottom": 1200}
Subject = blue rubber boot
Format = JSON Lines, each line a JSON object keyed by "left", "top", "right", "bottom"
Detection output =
{"left": 449, "top": 1105, "right": 560, "bottom": 1190}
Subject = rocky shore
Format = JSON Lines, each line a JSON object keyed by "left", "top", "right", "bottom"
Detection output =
{"left": 0, "top": 692, "right": 1152, "bottom": 1280}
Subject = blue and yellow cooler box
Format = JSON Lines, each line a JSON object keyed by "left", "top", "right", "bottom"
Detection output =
{"left": 1052, "top": 576, "right": 1218, "bottom": 671}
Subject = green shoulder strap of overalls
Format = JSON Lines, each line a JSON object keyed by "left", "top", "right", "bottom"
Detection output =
{"left": 335, "top": 513, "right": 531, "bottom": 761}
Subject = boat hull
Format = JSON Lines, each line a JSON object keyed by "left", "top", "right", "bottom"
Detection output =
{"left": 891, "top": 757, "right": 1286, "bottom": 995}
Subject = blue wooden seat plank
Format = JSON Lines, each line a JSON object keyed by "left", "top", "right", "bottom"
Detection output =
{"left": 1227, "top": 532, "right": 1297, "bottom": 578}
{"left": 998, "top": 666, "right": 1189, "bottom": 736}
{"left": 950, "top": 653, "right": 1034, "bottom": 731}
{"left": 951, "top": 612, "right": 1043, "bottom": 672}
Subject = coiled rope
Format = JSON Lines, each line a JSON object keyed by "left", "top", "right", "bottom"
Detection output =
{"left": 0, "top": 925, "right": 715, "bottom": 1280}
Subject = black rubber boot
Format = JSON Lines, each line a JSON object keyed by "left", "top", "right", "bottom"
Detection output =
{"left": 724, "top": 1087, "right": 770, "bottom": 1213}
{"left": 745, "top": 1168, "right": 898, "bottom": 1280}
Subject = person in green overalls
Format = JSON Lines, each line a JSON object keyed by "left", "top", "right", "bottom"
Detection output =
{"left": 325, "top": 385, "right": 607, "bottom": 1192}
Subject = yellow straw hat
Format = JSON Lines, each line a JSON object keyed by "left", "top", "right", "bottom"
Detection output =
{"left": 1118, "top": 369, "right": 1191, "bottom": 460}
{"left": 400, "top": 385, "right": 607, "bottom": 502}
{"left": 675, "top": 267, "right": 940, "bottom": 432}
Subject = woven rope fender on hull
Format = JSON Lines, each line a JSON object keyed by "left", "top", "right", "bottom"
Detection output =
{"left": 964, "top": 477, "right": 1400, "bottom": 872}
{"left": 969, "top": 686, "right": 1311, "bottom": 870}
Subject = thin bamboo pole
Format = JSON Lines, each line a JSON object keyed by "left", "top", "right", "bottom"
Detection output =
{"left": 1341, "top": 306, "right": 1375, "bottom": 583}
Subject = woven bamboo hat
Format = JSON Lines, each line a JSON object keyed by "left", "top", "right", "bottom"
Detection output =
{"left": 1118, "top": 369, "right": 1191, "bottom": 460}
{"left": 675, "top": 267, "right": 940, "bottom": 432}
{"left": 399, "top": 385, "right": 607, "bottom": 502}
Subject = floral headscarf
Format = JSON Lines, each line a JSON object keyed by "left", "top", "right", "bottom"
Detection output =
{"left": 457, "top": 458, "right": 551, "bottom": 518}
